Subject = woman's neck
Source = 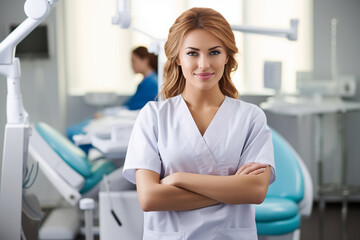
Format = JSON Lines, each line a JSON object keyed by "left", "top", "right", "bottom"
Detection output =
{"left": 182, "top": 85, "right": 225, "bottom": 108}
{"left": 142, "top": 67, "right": 154, "bottom": 77}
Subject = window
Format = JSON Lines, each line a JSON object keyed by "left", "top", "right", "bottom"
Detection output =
{"left": 59, "top": 0, "right": 311, "bottom": 95}
{"left": 61, "top": 0, "right": 134, "bottom": 95}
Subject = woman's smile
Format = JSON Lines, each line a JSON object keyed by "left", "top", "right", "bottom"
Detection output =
{"left": 194, "top": 72, "right": 215, "bottom": 80}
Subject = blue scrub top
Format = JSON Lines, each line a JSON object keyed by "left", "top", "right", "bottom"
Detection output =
{"left": 124, "top": 71, "right": 158, "bottom": 110}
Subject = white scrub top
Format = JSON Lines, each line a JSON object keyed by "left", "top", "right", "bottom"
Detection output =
{"left": 123, "top": 94, "right": 275, "bottom": 240}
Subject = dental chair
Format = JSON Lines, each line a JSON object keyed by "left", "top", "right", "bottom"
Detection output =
{"left": 28, "top": 122, "right": 132, "bottom": 239}
{"left": 255, "top": 128, "right": 313, "bottom": 240}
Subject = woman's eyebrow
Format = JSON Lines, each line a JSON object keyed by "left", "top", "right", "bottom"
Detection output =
{"left": 208, "top": 46, "right": 222, "bottom": 51}
{"left": 185, "top": 46, "right": 222, "bottom": 51}
{"left": 185, "top": 47, "right": 200, "bottom": 51}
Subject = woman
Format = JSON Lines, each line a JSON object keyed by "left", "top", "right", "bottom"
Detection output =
{"left": 66, "top": 46, "right": 158, "bottom": 142}
{"left": 101, "top": 46, "right": 158, "bottom": 113}
{"left": 123, "top": 8, "right": 275, "bottom": 240}
{"left": 122, "top": 46, "right": 158, "bottom": 110}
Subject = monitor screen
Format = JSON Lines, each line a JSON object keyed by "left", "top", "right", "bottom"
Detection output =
{"left": 10, "top": 24, "right": 49, "bottom": 58}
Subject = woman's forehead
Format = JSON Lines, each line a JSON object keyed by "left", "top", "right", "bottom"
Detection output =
{"left": 181, "top": 29, "right": 224, "bottom": 50}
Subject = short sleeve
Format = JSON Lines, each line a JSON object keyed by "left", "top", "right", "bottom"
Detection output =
{"left": 122, "top": 103, "right": 161, "bottom": 184}
{"left": 239, "top": 107, "right": 276, "bottom": 185}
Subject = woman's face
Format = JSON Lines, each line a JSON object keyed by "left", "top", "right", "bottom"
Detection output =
{"left": 131, "top": 54, "right": 147, "bottom": 74}
{"left": 176, "top": 29, "right": 228, "bottom": 92}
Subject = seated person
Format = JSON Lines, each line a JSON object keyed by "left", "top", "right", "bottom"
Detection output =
{"left": 66, "top": 46, "right": 158, "bottom": 144}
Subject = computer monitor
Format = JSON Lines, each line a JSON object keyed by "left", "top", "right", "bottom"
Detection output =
{"left": 9, "top": 24, "right": 49, "bottom": 58}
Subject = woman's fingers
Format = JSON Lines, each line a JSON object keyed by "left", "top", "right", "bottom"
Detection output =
{"left": 249, "top": 168, "right": 266, "bottom": 175}
{"left": 236, "top": 162, "right": 268, "bottom": 175}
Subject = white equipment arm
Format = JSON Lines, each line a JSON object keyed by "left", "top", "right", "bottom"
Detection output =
{"left": 231, "top": 19, "right": 299, "bottom": 41}
{"left": 112, "top": 0, "right": 131, "bottom": 28}
{"left": 0, "top": 0, "right": 57, "bottom": 123}
{"left": 0, "top": 1, "right": 58, "bottom": 239}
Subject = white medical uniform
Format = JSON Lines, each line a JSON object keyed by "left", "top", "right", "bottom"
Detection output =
{"left": 123, "top": 94, "right": 276, "bottom": 240}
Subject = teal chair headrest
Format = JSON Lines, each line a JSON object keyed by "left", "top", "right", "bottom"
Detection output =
{"left": 267, "top": 128, "right": 304, "bottom": 202}
{"left": 36, "top": 122, "right": 92, "bottom": 177}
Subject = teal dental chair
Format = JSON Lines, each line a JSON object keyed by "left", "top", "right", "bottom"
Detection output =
{"left": 29, "top": 122, "right": 118, "bottom": 205}
{"left": 255, "top": 128, "right": 313, "bottom": 240}
{"left": 28, "top": 122, "right": 132, "bottom": 239}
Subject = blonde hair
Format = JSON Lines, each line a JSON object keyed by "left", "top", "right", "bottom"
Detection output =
{"left": 161, "top": 7, "right": 239, "bottom": 99}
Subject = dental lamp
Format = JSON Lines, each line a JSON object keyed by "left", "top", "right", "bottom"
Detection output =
{"left": 0, "top": 0, "right": 58, "bottom": 239}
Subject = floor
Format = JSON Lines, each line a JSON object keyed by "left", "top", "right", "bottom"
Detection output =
{"left": 72, "top": 202, "right": 360, "bottom": 240}
{"left": 300, "top": 202, "right": 360, "bottom": 240}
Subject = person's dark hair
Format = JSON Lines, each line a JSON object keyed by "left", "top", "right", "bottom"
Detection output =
{"left": 132, "top": 46, "right": 158, "bottom": 73}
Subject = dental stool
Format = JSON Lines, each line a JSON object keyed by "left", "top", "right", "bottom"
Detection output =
{"left": 255, "top": 128, "right": 313, "bottom": 240}
{"left": 28, "top": 122, "right": 126, "bottom": 239}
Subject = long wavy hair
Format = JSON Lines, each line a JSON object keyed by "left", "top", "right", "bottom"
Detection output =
{"left": 161, "top": 7, "right": 239, "bottom": 99}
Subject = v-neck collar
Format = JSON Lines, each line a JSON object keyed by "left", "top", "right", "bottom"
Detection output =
{"left": 180, "top": 94, "right": 228, "bottom": 138}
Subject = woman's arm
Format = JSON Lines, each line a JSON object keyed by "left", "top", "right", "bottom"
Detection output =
{"left": 162, "top": 165, "right": 271, "bottom": 205}
{"left": 136, "top": 162, "right": 269, "bottom": 211}
{"left": 136, "top": 169, "right": 219, "bottom": 212}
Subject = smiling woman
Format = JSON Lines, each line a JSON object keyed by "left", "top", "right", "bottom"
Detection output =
{"left": 123, "top": 7, "right": 276, "bottom": 240}
{"left": 176, "top": 29, "right": 228, "bottom": 94}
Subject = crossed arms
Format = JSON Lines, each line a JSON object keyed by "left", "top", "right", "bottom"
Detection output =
{"left": 136, "top": 162, "right": 271, "bottom": 212}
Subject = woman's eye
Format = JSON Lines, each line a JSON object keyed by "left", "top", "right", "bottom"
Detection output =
{"left": 187, "top": 52, "right": 198, "bottom": 56}
{"left": 210, "top": 51, "right": 220, "bottom": 56}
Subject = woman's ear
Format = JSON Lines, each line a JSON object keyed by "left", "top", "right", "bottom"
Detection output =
{"left": 176, "top": 57, "right": 181, "bottom": 66}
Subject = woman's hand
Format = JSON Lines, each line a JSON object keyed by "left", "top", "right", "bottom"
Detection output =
{"left": 161, "top": 172, "right": 180, "bottom": 186}
{"left": 235, "top": 162, "right": 268, "bottom": 175}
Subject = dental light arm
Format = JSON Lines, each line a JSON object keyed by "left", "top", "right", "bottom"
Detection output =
{"left": 0, "top": 1, "right": 58, "bottom": 239}
{"left": 231, "top": 19, "right": 299, "bottom": 41}
{"left": 0, "top": 0, "right": 57, "bottom": 123}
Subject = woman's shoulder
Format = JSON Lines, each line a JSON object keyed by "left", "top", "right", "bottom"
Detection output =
{"left": 141, "top": 95, "right": 182, "bottom": 114}
{"left": 225, "top": 96, "right": 264, "bottom": 114}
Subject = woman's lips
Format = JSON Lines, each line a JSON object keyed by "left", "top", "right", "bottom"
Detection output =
{"left": 195, "top": 72, "right": 214, "bottom": 80}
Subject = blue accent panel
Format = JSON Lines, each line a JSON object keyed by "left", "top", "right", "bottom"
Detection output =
{"left": 255, "top": 197, "right": 298, "bottom": 222}
{"left": 256, "top": 214, "right": 301, "bottom": 236}
{"left": 80, "top": 159, "right": 117, "bottom": 194}
{"left": 36, "top": 122, "right": 92, "bottom": 177}
{"left": 268, "top": 128, "right": 304, "bottom": 202}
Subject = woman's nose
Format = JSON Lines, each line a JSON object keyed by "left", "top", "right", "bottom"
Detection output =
{"left": 198, "top": 55, "right": 210, "bottom": 69}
